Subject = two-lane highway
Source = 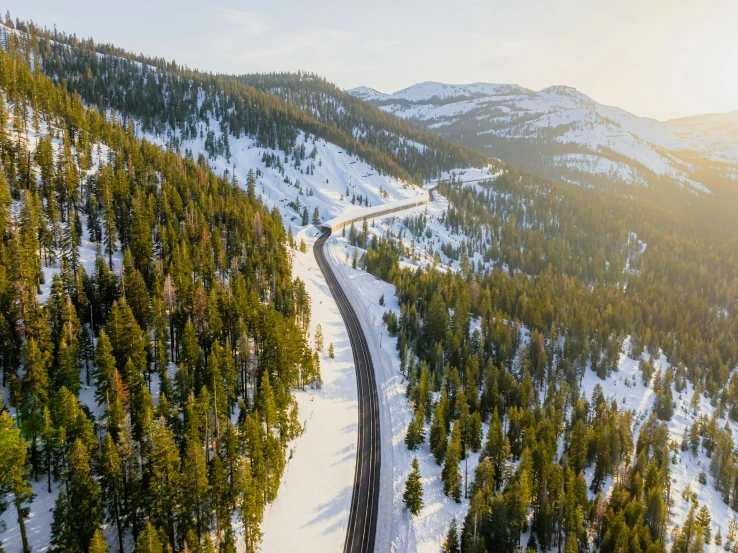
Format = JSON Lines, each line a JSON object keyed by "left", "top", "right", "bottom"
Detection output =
{"left": 314, "top": 231, "right": 381, "bottom": 553}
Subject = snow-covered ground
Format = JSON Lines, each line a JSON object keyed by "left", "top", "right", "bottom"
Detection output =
{"left": 318, "top": 175, "right": 738, "bottom": 552}
{"left": 143, "top": 120, "right": 424, "bottom": 231}
{"left": 258, "top": 227, "right": 357, "bottom": 552}
{"left": 10, "top": 59, "right": 737, "bottom": 553}
{"left": 139, "top": 117, "right": 438, "bottom": 552}
{"left": 667, "top": 110, "right": 738, "bottom": 165}
{"left": 580, "top": 338, "right": 738, "bottom": 552}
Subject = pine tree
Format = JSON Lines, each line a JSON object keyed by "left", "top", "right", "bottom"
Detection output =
{"left": 39, "top": 406, "right": 57, "bottom": 494}
{"left": 442, "top": 421, "right": 462, "bottom": 502}
{"left": 569, "top": 418, "right": 588, "bottom": 475}
{"left": 443, "top": 518, "right": 461, "bottom": 553}
{"left": 21, "top": 338, "right": 50, "bottom": 474}
{"left": 89, "top": 529, "right": 109, "bottom": 553}
{"left": 61, "top": 218, "right": 80, "bottom": 276}
{"left": 314, "top": 324, "right": 324, "bottom": 352}
{"left": 50, "top": 439, "right": 102, "bottom": 553}
{"left": 238, "top": 458, "right": 263, "bottom": 553}
{"left": 405, "top": 402, "right": 425, "bottom": 450}
{"left": 148, "top": 419, "right": 180, "bottom": 547}
{"left": 135, "top": 522, "right": 163, "bottom": 553}
{"left": 0, "top": 411, "right": 32, "bottom": 553}
{"left": 328, "top": 343, "right": 335, "bottom": 359}
{"left": 403, "top": 458, "right": 424, "bottom": 515}
{"left": 100, "top": 174, "right": 117, "bottom": 267}
{"left": 0, "top": 170, "right": 10, "bottom": 237}
{"left": 209, "top": 454, "right": 232, "bottom": 544}
{"left": 697, "top": 505, "right": 712, "bottom": 543}
{"left": 312, "top": 207, "right": 320, "bottom": 225}
{"left": 100, "top": 433, "right": 125, "bottom": 553}
{"left": 57, "top": 332, "right": 80, "bottom": 395}
{"left": 130, "top": 195, "right": 153, "bottom": 269}
{"left": 690, "top": 420, "right": 700, "bottom": 455}
{"left": 181, "top": 428, "right": 210, "bottom": 540}
{"left": 430, "top": 400, "right": 448, "bottom": 464}
{"left": 246, "top": 169, "right": 256, "bottom": 200}
{"left": 468, "top": 411, "right": 482, "bottom": 453}
{"left": 79, "top": 325, "right": 94, "bottom": 386}
{"left": 673, "top": 505, "right": 704, "bottom": 553}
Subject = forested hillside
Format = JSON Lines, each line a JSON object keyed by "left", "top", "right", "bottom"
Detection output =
{"left": 335, "top": 163, "right": 738, "bottom": 551}
{"left": 7, "top": 17, "right": 485, "bottom": 187}
{"left": 0, "top": 26, "right": 317, "bottom": 553}
{"left": 238, "top": 73, "right": 487, "bottom": 183}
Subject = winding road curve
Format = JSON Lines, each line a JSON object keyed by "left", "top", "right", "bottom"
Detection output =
{"left": 313, "top": 185, "right": 444, "bottom": 552}
{"left": 314, "top": 231, "right": 381, "bottom": 553}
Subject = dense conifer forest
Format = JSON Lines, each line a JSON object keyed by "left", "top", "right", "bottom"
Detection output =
{"left": 353, "top": 168, "right": 738, "bottom": 553}
{"left": 0, "top": 25, "right": 318, "bottom": 553}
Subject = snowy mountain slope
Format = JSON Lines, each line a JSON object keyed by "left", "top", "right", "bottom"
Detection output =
{"left": 0, "top": 100, "right": 419, "bottom": 553}
{"left": 349, "top": 82, "right": 738, "bottom": 193}
{"left": 346, "top": 86, "right": 383, "bottom": 102}
{"left": 667, "top": 111, "right": 738, "bottom": 164}
{"left": 0, "top": 30, "right": 482, "bottom": 553}
{"left": 0, "top": 77, "right": 389, "bottom": 553}
{"left": 579, "top": 339, "right": 738, "bottom": 553}
{"left": 139, "top": 116, "right": 425, "bottom": 232}
{"left": 314, "top": 175, "right": 738, "bottom": 552}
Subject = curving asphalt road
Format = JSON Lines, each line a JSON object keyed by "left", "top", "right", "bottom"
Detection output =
{"left": 314, "top": 230, "right": 381, "bottom": 553}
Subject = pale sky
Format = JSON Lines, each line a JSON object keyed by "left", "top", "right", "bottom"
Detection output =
{"left": 10, "top": 0, "right": 738, "bottom": 120}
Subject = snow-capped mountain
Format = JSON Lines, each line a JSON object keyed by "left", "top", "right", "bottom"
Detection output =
{"left": 667, "top": 110, "right": 738, "bottom": 164}
{"left": 349, "top": 81, "right": 738, "bottom": 193}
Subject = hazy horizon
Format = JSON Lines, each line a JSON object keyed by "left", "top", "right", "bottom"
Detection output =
{"left": 9, "top": 0, "right": 738, "bottom": 121}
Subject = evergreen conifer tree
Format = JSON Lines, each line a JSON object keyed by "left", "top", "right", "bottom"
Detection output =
{"left": 89, "top": 530, "right": 109, "bottom": 553}
{"left": 405, "top": 402, "right": 425, "bottom": 450}
{"left": 430, "top": 400, "right": 448, "bottom": 464}
{"left": 0, "top": 411, "right": 32, "bottom": 553}
{"left": 403, "top": 458, "right": 424, "bottom": 515}
{"left": 50, "top": 439, "right": 102, "bottom": 553}
{"left": 100, "top": 433, "right": 125, "bottom": 553}
{"left": 135, "top": 522, "right": 163, "bottom": 553}
{"left": 443, "top": 518, "right": 460, "bottom": 553}
{"left": 442, "top": 420, "right": 462, "bottom": 502}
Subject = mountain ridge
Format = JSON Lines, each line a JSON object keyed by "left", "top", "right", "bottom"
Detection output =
{"left": 348, "top": 81, "right": 738, "bottom": 194}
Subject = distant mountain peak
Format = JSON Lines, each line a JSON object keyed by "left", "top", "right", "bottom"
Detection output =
{"left": 346, "top": 85, "right": 384, "bottom": 101}
{"left": 348, "top": 80, "right": 738, "bottom": 193}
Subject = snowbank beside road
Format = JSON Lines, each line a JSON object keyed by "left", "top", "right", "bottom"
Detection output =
{"left": 259, "top": 228, "right": 358, "bottom": 553}
{"left": 326, "top": 238, "right": 483, "bottom": 553}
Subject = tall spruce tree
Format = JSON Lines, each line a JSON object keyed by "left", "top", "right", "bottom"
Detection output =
{"left": 403, "top": 458, "right": 424, "bottom": 516}
{"left": 442, "top": 420, "right": 462, "bottom": 502}
{"left": 50, "top": 439, "right": 102, "bottom": 553}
